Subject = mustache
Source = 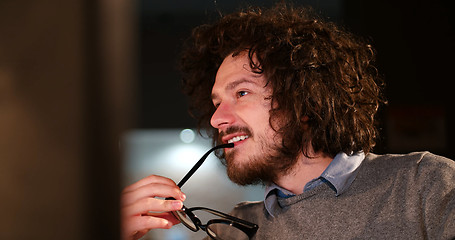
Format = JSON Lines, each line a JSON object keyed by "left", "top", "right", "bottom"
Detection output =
{"left": 217, "top": 126, "right": 253, "bottom": 143}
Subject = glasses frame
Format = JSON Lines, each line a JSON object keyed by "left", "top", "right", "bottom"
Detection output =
{"left": 173, "top": 206, "right": 258, "bottom": 239}
{"left": 167, "top": 143, "right": 259, "bottom": 239}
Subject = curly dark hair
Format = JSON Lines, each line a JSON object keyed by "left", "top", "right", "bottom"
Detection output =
{"left": 180, "top": 3, "right": 385, "bottom": 158}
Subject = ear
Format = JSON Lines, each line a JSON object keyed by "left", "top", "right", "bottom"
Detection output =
{"left": 301, "top": 115, "right": 310, "bottom": 130}
{"left": 301, "top": 115, "right": 309, "bottom": 123}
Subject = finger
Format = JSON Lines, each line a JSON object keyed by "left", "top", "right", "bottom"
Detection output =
{"left": 122, "top": 214, "right": 177, "bottom": 240}
{"left": 122, "top": 183, "right": 186, "bottom": 207}
{"left": 132, "top": 230, "right": 148, "bottom": 240}
{"left": 123, "top": 175, "right": 178, "bottom": 193}
{"left": 123, "top": 197, "right": 184, "bottom": 217}
{"left": 145, "top": 212, "right": 181, "bottom": 226}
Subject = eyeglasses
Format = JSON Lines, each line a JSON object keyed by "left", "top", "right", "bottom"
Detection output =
{"left": 167, "top": 143, "right": 258, "bottom": 240}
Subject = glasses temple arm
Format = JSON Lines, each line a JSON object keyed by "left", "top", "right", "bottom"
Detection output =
{"left": 177, "top": 143, "right": 234, "bottom": 188}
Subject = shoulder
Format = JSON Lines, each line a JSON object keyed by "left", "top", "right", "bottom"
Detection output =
{"left": 362, "top": 151, "right": 455, "bottom": 187}
{"left": 365, "top": 152, "right": 455, "bottom": 238}
{"left": 228, "top": 201, "right": 265, "bottom": 220}
{"left": 233, "top": 200, "right": 264, "bottom": 212}
{"left": 364, "top": 151, "right": 455, "bottom": 172}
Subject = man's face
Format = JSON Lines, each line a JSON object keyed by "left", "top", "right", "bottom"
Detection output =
{"left": 210, "top": 52, "right": 289, "bottom": 185}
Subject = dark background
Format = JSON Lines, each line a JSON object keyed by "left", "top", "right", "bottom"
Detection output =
{"left": 137, "top": 0, "right": 455, "bottom": 159}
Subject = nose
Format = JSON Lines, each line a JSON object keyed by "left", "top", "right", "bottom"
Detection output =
{"left": 210, "top": 101, "right": 235, "bottom": 130}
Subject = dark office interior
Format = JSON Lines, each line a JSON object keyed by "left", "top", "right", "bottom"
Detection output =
{"left": 0, "top": 0, "right": 453, "bottom": 239}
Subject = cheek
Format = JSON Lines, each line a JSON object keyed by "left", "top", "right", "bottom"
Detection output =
{"left": 238, "top": 96, "right": 274, "bottom": 133}
{"left": 252, "top": 109, "right": 275, "bottom": 137}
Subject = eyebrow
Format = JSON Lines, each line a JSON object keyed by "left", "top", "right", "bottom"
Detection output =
{"left": 211, "top": 78, "right": 259, "bottom": 102}
{"left": 227, "top": 78, "right": 258, "bottom": 91}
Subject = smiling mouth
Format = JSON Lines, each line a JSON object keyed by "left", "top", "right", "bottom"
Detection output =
{"left": 227, "top": 135, "right": 249, "bottom": 144}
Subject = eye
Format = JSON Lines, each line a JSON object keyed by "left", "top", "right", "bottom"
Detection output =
{"left": 237, "top": 90, "right": 249, "bottom": 98}
{"left": 213, "top": 102, "right": 220, "bottom": 109}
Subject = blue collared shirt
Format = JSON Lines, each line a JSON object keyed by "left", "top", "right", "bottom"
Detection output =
{"left": 264, "top": 151, "right": 365, "bottom": 217}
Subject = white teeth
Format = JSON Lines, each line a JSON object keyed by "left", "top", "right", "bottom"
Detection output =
{"left": 227, "top": 135, "right": 249, "bottom": 144}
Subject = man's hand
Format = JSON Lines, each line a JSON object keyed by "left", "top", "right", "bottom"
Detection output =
{"left": 121, "top": 175, "right": 186, "bottom": 240}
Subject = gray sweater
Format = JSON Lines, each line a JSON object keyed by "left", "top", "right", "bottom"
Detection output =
{"left": 225, "top": 152, "right": 455, "bottom": 239}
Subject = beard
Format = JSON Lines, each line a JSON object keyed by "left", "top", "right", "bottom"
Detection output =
{"left": 218, "top": 126, "right": 299, "bottom": 186}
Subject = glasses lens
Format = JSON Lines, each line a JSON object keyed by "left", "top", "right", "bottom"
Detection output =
{"left": 173, "top": 210, "right": 198, "bottom": 231}
{"left": 207, "top": 222, "right": 250, "bottom": 240}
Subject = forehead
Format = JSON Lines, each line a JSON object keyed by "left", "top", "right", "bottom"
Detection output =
{"left": 212, "top": 53, "right": 265, "bottom": 94}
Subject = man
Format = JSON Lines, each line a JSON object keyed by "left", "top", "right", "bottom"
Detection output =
{"left": 121, "top": 3, "right": 455, "bottom": 239}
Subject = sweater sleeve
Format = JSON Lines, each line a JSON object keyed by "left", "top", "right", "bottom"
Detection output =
{"left": 417, "top": 153, "right": 455, "bottom": 239}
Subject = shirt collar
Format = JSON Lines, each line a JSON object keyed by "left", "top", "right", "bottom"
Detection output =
{"left": 264, "top": 151, "right": 365, "bottom": 217}
{"left": 319, "top": 151, "right": 364, "bottom": 196}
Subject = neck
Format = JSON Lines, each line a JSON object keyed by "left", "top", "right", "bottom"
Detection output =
{"left": 274, "top": 151, "right": 333, "bottom": 195}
